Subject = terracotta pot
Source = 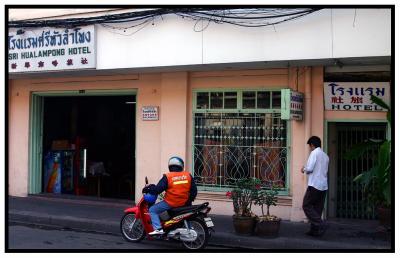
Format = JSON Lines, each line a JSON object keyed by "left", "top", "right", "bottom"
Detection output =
{"left": 232, "top": 215, "right": 256, "bottom": 235}
{"left": 377, "top": 206, "right": 391, "bottom": 229}
{"left": 255, "top": 218, "right": 281, "bottom": 237}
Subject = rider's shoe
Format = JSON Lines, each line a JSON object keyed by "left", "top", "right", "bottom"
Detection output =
{"left": 149, "top": 229, "right": 165, "bottom": 235}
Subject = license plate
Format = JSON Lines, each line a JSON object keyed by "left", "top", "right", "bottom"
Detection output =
{"left": 204, "top": 217, "right": 214, "bottom": 227}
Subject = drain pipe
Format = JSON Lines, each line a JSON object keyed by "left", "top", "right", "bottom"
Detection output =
{"left": 304, "top": 66, "right": 312, "bottom": 154}
{"left": 303, "top": 66, "right": 312, "bottom": 213}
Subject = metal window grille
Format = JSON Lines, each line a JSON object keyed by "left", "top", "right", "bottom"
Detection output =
{"left": 193, "top": 112, "right": 287, "bottom": 189}
{"left": 336, "top": 124, "right": 386, "bottom": 219}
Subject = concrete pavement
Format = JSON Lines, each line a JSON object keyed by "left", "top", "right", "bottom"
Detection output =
{"left": 7, "top": 195, "right": 392, "bottom": 250}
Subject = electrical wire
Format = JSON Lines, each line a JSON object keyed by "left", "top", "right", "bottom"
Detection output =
{"left": 176, "top": 8, "right": 321, "bottom": 28}
{"left": 100, "top": 18, "right": 154, "bottom": 36}
{"left": 9, "top": 8, "right": 322, "bottom": 30}
{"left": 353, "top": 9, "right": 357, "bottom": 27}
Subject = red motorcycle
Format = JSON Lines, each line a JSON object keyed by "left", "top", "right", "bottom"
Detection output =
{"left": 120, "top": 177, "right": 214, "bottom": 249}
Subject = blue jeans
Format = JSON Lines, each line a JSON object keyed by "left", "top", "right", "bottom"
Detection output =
{"left": 149, "top": 200, "right": 171, "bottom": 230}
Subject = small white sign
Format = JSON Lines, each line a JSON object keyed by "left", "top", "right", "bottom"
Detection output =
{"left": 142, "top": 106, "right": 159, "bottom": 121}
{"left": 281, "top": 89, "right": 304, "bottom": 120}
{"left": 8, "top": 25, "right": 96, "bottom": 72}
{"left": 324, "top": 82, "right": 390, "bottom": 111}
{"left": 289, "top": 91, "right": 304, "bottom": 120}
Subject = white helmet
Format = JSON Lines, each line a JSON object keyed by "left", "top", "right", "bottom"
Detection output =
{"left": 168, "top": 156, "right": 184, "bottom": 171}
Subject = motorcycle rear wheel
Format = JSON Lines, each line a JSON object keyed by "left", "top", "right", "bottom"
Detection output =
{"left": 120, "top": 213, "right": 145, "bottom": 242}
{"left": 182, "top": 217, "right": 209, "bottom": 250}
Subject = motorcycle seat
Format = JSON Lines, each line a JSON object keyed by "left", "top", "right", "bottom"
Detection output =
{"left": 168, "top": 202, "right": 209, "bottom": 217}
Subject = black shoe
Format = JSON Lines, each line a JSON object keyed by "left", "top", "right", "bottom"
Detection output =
{"left": 318, "top": 222, "right": 329, "bottom": 236}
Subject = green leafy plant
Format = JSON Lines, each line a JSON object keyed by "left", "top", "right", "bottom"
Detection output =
{"left": 226, "top": 177, "right": 261, "bottom": 217}
{"left": 254, "top": 186, "right": 280, "bottom": 221}
{"left": 345, "top": 95, "right": 391, "bottom": 209}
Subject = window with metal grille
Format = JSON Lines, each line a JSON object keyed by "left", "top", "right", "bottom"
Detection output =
{"left": 193, "top": 90, "right": 288, "bottom": 191}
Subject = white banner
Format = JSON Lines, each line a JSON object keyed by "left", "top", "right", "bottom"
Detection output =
{"left": 324, "top": 82, "right": 390, "bottom": 111}
{"left": 8, "top": 25, "right": 96, "bottom": 72}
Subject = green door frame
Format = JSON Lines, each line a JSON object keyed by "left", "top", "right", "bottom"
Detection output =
{"left": 323, "top": 118, "right": 388, "bottom": 218}
{"left": 28, "top": 89, "right": 137, "bottom": 194}
{"left": 28, "top": 94, "right": 44, "bottom": 194}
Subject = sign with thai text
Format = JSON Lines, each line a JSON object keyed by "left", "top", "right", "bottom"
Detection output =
{"left": 281, "top": 89, "right": 304, "bottom": 120}
{"left": 142, "top": 106, "right": 159, "bottom": 121}
{"left": 289, "top": 90, "right": 304, "bottom": 120}
{"left": 324, "top": 82, "right": 390, "bottom": 111}
{"left": 8, "top": 25, "right": 95, "bottom": 72}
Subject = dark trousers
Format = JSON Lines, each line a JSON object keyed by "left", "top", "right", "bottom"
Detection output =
{"left": 302, "top": 186, "right": 327, "bottom": 230}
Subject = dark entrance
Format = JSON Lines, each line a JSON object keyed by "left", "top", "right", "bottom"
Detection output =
{"left": 42, "top": 95, "right": 136, "bottom": 200}
{"left": 327, "top": 122, "right": 387, "bottom": 219}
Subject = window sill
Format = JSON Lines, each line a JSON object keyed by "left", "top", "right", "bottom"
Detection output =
{"left": 197, "top": 191, "right": 293, "bottom": 206}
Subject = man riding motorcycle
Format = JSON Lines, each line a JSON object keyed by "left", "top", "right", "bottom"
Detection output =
{"left": 143, "top": 156, "right": 197, "bottom": 236}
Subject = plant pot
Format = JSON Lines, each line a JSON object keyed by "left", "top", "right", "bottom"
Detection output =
{"left": 232, "top": 215, "right": 256, "bottom": 235}
{"left": 377, "top": 206, "right": 391, "bottom": 230}
{"left": 255, "top": 217, "right": 281, "bottom": 237}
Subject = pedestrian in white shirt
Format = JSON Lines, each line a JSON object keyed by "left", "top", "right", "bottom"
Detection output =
{"left": 301, "top": 136, "right": 329, "bottom": 237}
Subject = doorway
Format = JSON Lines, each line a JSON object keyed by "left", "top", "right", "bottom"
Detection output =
{"left": 29, "top": 91, "right": 136, "bottom": 200}
{"left": 327, "top": 122, "right": 387, "bottom": 219}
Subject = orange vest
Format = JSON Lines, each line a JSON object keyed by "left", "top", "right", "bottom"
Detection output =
{"left": 164, "top": 171, "right": 192, "bottom": 208}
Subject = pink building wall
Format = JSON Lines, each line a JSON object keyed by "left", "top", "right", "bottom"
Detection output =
{"left": 287, "top": 67, "right": 307, "bottom": 221}
{"left": 8, "top": 74, "right": 164, "bottom": 200}
{"left": 8, "top": 68, "right": 387, "bottom": 221}
{"left": 9, "top": 79, "right": 31, "bottom": 196}
{"left": 160, "top": 72, "right": 189, "bottom": 178}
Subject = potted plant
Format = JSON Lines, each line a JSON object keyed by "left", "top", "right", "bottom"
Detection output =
{"left": 226, "top": 177, "right": 261, "bottom": 235}
{"left": 345, "top": 95, "right": 391, "bottom": 229}
{"left": 254, "top": 186, "right": 281, "bottom": 237}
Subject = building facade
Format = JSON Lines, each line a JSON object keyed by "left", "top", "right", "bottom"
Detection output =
{"left": 8, "top": 8, "right": 391, "bottom": 221}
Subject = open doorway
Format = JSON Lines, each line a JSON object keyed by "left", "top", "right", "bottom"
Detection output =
{"left": 41, "top": 95, "right": 136, "bottom": 200}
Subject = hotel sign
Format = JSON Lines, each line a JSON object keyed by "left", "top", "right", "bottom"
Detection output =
{"left": 324, "top": 82, "right": 390, "bottom": 111}
{"left": 8, "top": 25, "right": 96, "bottom": 72}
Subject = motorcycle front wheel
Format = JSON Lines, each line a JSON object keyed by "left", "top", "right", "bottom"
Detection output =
{"left": 182, "top": 217, "right": 210, "bottom": 250}
{"left": 120, "top": 213, "right": 145, "bottom": 242}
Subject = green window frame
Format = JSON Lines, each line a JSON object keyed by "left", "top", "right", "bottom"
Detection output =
{"left": 192, "top": 89, "right": 290, "bottom": 195}
{"left": 194, "top": 89, "right": 282, "bottom": 113}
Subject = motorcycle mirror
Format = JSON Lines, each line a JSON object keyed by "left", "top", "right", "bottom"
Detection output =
{"left": 145, "top": 177, "right": 148, "bottom": 185}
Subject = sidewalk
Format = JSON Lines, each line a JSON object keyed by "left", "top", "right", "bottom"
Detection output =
{"left": 8, "top": 195, "right": 392, "bottom": 250}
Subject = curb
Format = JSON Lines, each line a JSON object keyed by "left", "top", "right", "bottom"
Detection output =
{"left": 9, "top": 211, "right": 391, "bottom": 250}
{"left": 8, "top": 211, "right": 263, "bottom": 249}
{"left": 9, "top": 210, "right": 120, "bottom": 235}
{"left": 208, "top": 232, "right": 389, "bottom": 249}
